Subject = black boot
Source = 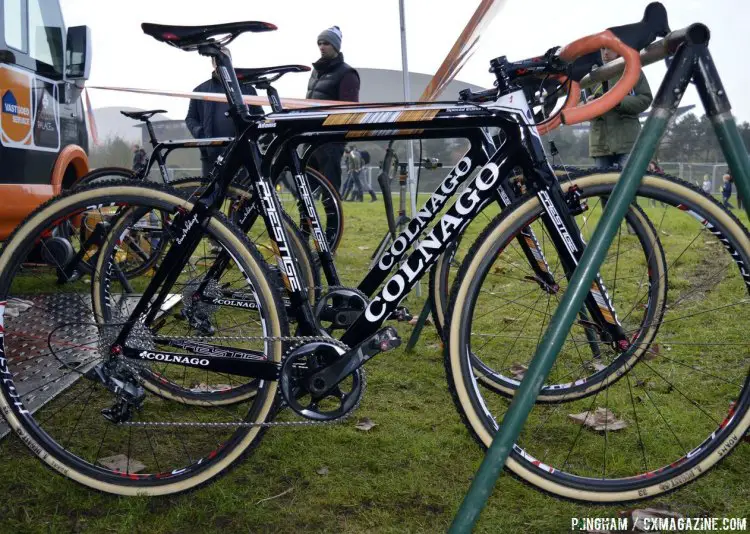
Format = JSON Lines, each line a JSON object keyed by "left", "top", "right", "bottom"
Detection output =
{"left": 370, "top": 191, "right": 377, "bottom": 202}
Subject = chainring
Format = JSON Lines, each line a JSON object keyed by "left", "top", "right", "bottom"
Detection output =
{"left": 279, "top": 339, "right": 365, "bottom": 421}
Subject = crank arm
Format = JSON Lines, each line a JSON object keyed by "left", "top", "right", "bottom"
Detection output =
{"left": 306, "top": 327, "right": 401, "bottom": 396}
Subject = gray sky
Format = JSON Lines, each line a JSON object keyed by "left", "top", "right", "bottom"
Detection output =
{"left": 61, "top": 0, "right": 750, "bottom": 122}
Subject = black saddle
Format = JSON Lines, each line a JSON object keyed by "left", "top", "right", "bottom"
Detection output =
{"left": 142, "top": 21, "right": 276, "bottom": 49}
{"left": 120, "top": 109, "right": 167, "bottom": 121}
{"left": 236, "top": 65, "right": 311, "bottom": 85}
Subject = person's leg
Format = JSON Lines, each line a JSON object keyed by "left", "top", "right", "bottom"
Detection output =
{"left": 366, "top": 175, "right": 377, "bottom": 202}
{"left": 352, "top": 170, "right": 363, "bottom": 201}
{"left": 308, "top": 145, "right": 343, "bottom": 193}
{"left": 340, "top": 171, "right": 350, "bottom": 199}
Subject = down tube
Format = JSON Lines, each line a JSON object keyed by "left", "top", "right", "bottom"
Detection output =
{"left": 357, "top": 140, "right": 490, "bottom": 296}
{"left": 342, "top": 142, "right": 520, "bottom": 346}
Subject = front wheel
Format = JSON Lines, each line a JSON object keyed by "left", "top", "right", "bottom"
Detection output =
{"left": 446, "top": 172, "right": 750, "bottom": 502}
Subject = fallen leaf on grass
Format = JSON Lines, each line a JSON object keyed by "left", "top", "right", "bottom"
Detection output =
{"left": 408, "top": 314, "right": 433, "bottom": 326}
{"left": 568, "top": 408, "right": 628, "bottom": 432}
{"left": 98, "top": 454, "right": 146, "bottom": 473}
{"left": 510, "top": 363, "right": 528, "bottom": 380}
{"left": 355, "top": 418, "right": 377, "bottom": 431}
{"left": 255, "top": 487, "right": 293, "bottom": 505}
{"left": 642, "top": 343, "right": 660, "bottom": 360}
{"left": 317, "top": 466, "right": 329, "bottom": 476}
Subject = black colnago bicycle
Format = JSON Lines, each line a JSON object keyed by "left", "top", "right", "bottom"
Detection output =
{"left": 90, "top": 64, "right": 667, "bottom": 406}
{"left": 1, "top": 5, "right": 748, "bottom": 501}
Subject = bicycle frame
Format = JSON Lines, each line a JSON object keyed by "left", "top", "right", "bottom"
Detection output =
{"left": 113, "top": 52, "right": 627, "bottom": 377}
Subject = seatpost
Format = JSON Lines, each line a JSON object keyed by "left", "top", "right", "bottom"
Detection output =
{"left": 145, "top": 120, "right": 159, "bottom": 149}
{"left": 255, "top": 81, "right": 283, "bottom": 113}
{"left": 199, "top": 44, "right": 251, "bottom": 128}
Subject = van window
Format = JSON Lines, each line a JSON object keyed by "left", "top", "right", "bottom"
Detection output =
{"left": 4, "top": 0, "right": 27, "bottom": 52}
{"left": 28, "top": 0, "right": 65, "bottom": 76}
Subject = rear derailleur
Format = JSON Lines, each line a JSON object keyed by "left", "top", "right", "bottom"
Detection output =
{"left": 86, "top": 358, "right": 145, "bottom": 423}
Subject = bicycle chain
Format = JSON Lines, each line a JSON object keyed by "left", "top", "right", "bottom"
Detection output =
{"left": 121, "top": 334, "right": 360, "bottom": 430}
{"left": 121, "top": 285, "right": 367, "bottom": 429}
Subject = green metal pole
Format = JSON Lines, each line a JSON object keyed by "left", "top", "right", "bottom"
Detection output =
{"left": 710, "top": 117, "right": 750, "bottom": 220}
{"left": 691, "top": 46, "right": 750, "bottom": 222}
{"left": 405, "top": 299, "right": 432, "bottom": 352}
{"left": 448, "top": 111, "right": 672, "bottom": 533}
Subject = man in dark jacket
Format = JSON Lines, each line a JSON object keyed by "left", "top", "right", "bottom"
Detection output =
{"left": 132, "top": 144, "right": 148, "bottom": 174}
{"left": 588, "top": 47, "right": 652, "bottom": 168}
{"left": 185, "top": 49, "right": 264, "bottom": 176}
{"left": 306, "top": 26, "right": 360, "bottom": 191}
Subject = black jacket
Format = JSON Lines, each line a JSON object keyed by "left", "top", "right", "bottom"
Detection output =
{"left": 306, "top": 53, "right": 359, "bottom": 101}
{"left": 185, "top": 76, "right": 263, "bottom": 159}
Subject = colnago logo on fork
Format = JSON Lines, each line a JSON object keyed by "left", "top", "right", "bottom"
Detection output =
{"left": 538, "top": 188, "right": 622, "bottom": 327}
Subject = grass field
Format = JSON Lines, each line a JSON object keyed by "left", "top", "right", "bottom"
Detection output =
{"left": 0, "top": 188, "right": 749, "bottom": 534}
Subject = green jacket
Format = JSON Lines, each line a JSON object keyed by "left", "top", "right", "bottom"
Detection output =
{"left": 588, "top": 72, "right": 652, "bottom": 158}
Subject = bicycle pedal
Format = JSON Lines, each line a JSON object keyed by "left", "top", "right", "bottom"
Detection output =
{"left": 369, "top": 326, "right": 402, "bottom": 353}
{"left": 388, "top": 306, "right": 412, "bottom": 322}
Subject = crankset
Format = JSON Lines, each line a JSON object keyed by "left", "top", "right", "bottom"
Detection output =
{"left": 279, "top": 340, "right": 364, "bottom": 421}
{"left": 279, "top": 327, "right": 401, "bottom": 421}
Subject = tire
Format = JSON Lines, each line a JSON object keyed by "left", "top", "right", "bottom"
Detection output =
{"left": 74, "top": 166, "right": 136, "bottom": 187}
{"left": 0, "top": 180, "right": 288, "bottom": 495}
{"left": 429, "top": 167, "right": 625, "bottom": 341}
{"left": 273, "top": 167, "right": 344, "bottom": 252}
{"left": 445, "top": 172, "right": 750, "bottom": 502}
{"left": 63, "top": 167, "right": 159, "bottom": 277}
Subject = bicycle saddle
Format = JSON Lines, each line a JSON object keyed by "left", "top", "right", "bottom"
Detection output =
{"left": 120, "top": 109, "right": 167, "bottom": 121}
{"left": 141, "top": 21, "right": 277, "bottom": 49}
{"left": 236, "top": 65, "right": 311, "bottom": 85}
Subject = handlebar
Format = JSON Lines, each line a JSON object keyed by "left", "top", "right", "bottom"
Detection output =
{"left": 578, "top": 24, "right": 709, "bottom": 89}
{"left": 557, "top": 29, "right": 641, "bottom": 125}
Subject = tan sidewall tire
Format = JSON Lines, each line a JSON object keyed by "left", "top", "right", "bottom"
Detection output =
{"left": 447, "top": 174, "right": 750, "bottom": 502}
{"left": 0, "top": 185, "right": 284, "bottom": 496}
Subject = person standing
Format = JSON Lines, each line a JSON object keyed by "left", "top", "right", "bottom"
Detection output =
{"left": 185, "top": 48, "right": 263, "bottom": 177}
{"left": 132, "top": 144, "right": 148, "bottom": 174}
{"left": 306, "top": 26, "right": 360, "bottom": 192}
{"left": 702, "top": 174, "right": 712, "bottom": 196}
{"left": 589, "top": 48, "right": 652, "bottom": 169}
{"left": 722, "top": 173, "right": 734, "bottom": 209}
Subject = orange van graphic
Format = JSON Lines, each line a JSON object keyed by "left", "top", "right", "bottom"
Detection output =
{"left": 0, "top": 66, "right": 33, "bottom": 145}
